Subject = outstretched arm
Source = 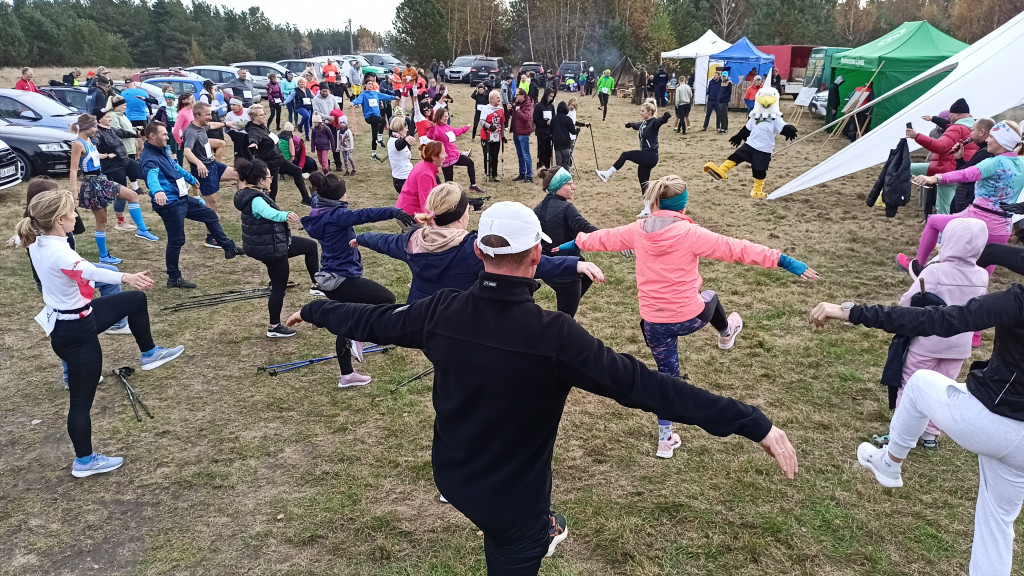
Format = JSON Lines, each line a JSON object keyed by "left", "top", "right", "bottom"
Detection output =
{"left": 291, "top": 298, "right": 430, "bottom": 349}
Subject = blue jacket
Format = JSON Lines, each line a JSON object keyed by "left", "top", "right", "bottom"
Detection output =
{"left": 139, "top": 141, "right": 197, "bottom": 206}
{"left": 706, "top": 78, "right": 721, "bottom": 102}
{"left": 301, "top": 196, "right": 406, "bottom": 277}
{"left": 350, "top": 90, "right": 396, "bottom": 120}
{"left": 357, "top": 228, "right": 580, "bottom": 303}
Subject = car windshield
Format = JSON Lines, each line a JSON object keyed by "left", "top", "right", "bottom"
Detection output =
{"left": 17, "top": 91, "right": 75, "bottom": 116}
{"left": 453, "top": 57, "right": 476, "bottom": 66}
{"left": 382, "top": 57, "right": 402, "bottom": 67}
{"left": 343, "top": 56, "right": 371, "bottom": 67}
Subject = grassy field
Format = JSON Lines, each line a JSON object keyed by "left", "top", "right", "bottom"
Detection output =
{"left": 0, "top": 86, "right": 1018, "bottom": 576}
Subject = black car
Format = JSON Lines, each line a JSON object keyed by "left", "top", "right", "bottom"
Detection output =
{"left": 469, "top": 57, "right": 509, "bottom": 87}
{"left": 38, "top": 86, "right": 90, "bottom": 112}
{"left": 0, "top": 138, "right": 19, "bottom": 190}
{"left": 0, "top": 117, "right": 74, "bottom": 181}
{"left": 555, "top": 61, "right": 587, "bottom": 90}
{"left": 518, "top": 62, "right": 545, "bottom": 79}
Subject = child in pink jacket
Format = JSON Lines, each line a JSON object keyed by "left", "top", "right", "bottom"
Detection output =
{"left": 889, "top": 217, "right": 990, "bottom": 449}
{"left": 557, "top": 175, "right": 818, "bottom": 459}
{"left": 425, "top": 107, "right": 485, "bottom": 194}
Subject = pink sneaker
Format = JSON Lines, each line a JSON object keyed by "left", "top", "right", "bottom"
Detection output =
{"left": 656, "top": 432, "right": 682, "bottom": 458}
{"left": 717, "top": 313, "right": 743, "bottom": 349}
{"left": 896, "top": 252, "right": 912, "bottom": 271}
{"left": 972, "top": 332, "right": 982, "bottom": 348}
{"left": 338, "top": 372, "right": 372, "bottom": 388}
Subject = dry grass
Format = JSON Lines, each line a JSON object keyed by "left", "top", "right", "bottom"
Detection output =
{"left": 0, "top": 88, "right": 1019, "bottom": 576}
{"left": 0, "top": 67, "right": 138, "bottom": 89}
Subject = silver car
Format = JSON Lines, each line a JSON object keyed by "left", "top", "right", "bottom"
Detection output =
{"left": 445, "top": 55, "right": 484, "bottom": 84}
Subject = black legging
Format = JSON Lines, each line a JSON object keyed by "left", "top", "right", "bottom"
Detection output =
{"left": 103, "top": 158, "right": 142, "bottom": 186}
{"left": 599, "top": 93, "right": 610, "bottom": 121}
{"left": 482, "top": 140, "right": 500, "bottom": 178}
{"left": 265, "top": 103, "right": 280, "bottom": 131}
{"left": 365, "top": 115, "right": 387, "bottom": 150}
{"left": 295, "top": 156, "right": 319, "bottom": 174}
{"left": 442, "top": 154, "right": 477, "bottom": 186}
{"left": 547, "top": 274, "right": 593, "bottom": 318}
{"left": 270, "top": 159, "right": 310, "bottom": 202}
{"left": 537, "top": 135, "right": 553, "bottom": 169}
{"left": 472, "top": 110, "right": 481, "bottom": 138}
{"left": 50, "top": 291, "right": 155, "bottom": 458}
{"left": 392, "top": 177, "right": 406, "bottom": 194}
{"left": 613, "top": 149, "right": 659, "bottom": 194}
{"left": 263, "top": 237, "right": 319, "bottom": 325}
{"left": 323, "top": 277, "right": 396, "bottom": 375}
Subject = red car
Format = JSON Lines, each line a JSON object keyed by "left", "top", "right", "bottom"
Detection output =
{"left": 129, "top": 67, "right": 203, "bottom": 83}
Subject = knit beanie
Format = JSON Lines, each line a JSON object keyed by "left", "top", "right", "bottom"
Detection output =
{"left": 950, "top": 98, "right": 969, "bottom": 114}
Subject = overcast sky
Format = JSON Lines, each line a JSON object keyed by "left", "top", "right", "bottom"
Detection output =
{"left": 208, "top": 0, "right": 400, "bottom": 35}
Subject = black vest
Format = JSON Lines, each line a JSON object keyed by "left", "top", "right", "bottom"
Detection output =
{"left": 234, "top": 187, "right": 290, "bottom": 262}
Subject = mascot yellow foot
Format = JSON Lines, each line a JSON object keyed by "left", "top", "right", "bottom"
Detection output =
{"left": 750, "top": 179, "right": 767, "bottom": 199}
{"left": 703, "top": 160, "right": 736, "bottom": 180}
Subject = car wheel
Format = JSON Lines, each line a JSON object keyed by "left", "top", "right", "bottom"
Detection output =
{"left": 13, "top": 149, "right": 32, "bottom": 181}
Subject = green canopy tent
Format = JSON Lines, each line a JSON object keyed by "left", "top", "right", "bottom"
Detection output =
{"left": 833, "top": 21, "right": 966, "bottom": 129}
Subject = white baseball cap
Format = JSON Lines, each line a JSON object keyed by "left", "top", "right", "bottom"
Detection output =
{"left": 476, "top": 202, "right": 552, "bottom": 256}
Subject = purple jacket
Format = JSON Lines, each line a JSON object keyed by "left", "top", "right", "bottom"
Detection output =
{"left": 899, "top": 218, "right": 989, "bottom": 359}
{"left": 266, "top": 81, "right": 283, "bottom": 105}
{"left": 311, "top": 124, "right": 334, "bottom": 152}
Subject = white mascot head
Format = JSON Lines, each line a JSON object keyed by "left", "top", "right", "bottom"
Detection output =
{"left": 751, "top": 86, "right": 782, "bottom": 120}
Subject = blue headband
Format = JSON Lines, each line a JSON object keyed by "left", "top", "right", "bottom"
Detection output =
{"left": 547, "top": 167, "right": 572, "bottom": 194}
{"left": 658, "top": 189, "right": 688, "bottom": 211}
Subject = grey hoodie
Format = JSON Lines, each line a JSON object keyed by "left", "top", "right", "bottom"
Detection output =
{"left": 899, "top": 217, "right": 990, "bottom": 359}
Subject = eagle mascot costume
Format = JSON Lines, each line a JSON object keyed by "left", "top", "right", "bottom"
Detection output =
{"left": 703, "top": 86, "right": 797, "bottom": 198}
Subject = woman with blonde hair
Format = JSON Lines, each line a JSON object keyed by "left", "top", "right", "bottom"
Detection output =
{"left": 555, "top": 175, "right": 817, "bottom": 459}
{"left": 595, "top": 99, "right": 672, "bottom": 217}
{"left": 69, "top": 113, "right": 159, "bottom": 265}
{"left": 16, "top": 189, "right": 183, "bottom": 477}
{"left": 354, "top": 182, "right": 600, "bottom": 303}
{"left": 245, "top": 103, "right": 311, "bottom": 204}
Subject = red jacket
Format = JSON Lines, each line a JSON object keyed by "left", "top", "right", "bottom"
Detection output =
{"left": 915, "top": 121, "right": 977, "bottom": 176}
{"left": 15, "top": 78, "right": 39, "bottom": 93}
{"left": 510, "top": 97, "right": 534, "bottom": 136}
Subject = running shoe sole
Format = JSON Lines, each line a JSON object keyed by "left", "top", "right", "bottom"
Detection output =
{"left": 141, "top": 346, "right": 184, "bottom": 371}
{"left": 545, "top": 526, "right": 569, "bottom": 558}
{"left": 857, "top": 442, "right": 903, "bottom": 488}
{"left": 266, "top": 330, "right": 297, "bottom": 338}
{"left": 71, "top": 458, "right": 123, "bottom": 478}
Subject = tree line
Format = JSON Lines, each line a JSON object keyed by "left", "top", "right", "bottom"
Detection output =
{"left": 393, "top": 0, "right": 1023, "bottom": 72}
{"left": 1, "top": 0, "right": 1021, "bottom": 72}
{"left": 0, "top": 0, "right": 383, "bottom": 68}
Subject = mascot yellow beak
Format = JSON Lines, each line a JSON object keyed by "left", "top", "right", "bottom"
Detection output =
{"left": 756, "top": 93, "right": 779, "bottom": 108}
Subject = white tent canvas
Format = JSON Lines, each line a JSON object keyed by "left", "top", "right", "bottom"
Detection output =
{"left": 662, "top": 30, "right": 730, "bottom": 105}
{"left": 769, "top": 10, "right": 1024, "bottom": 200}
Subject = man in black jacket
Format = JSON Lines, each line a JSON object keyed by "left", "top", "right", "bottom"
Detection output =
{"left": 652, "top": 65, "right": 669, "bottom": 106}
{"left": 288, "top": 201, "right": 797, "bottom": 576}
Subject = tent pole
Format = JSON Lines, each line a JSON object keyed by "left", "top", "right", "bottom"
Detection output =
{"left": 775, "top": 62, "right": 958, "bottom": 156}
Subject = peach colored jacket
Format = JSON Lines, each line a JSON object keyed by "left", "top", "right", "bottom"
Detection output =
{"left": 575, "top": 210, "right": 781, "bottom": 323}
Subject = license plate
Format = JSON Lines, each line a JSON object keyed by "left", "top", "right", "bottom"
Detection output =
{"left": 0, "top": 165, "right": 15, "bottom": 178}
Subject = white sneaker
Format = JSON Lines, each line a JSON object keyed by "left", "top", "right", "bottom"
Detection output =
{"left": 104, "top": 322, "right": 132, "bottom": 335}
{"left": 302, "top": 173, "right": 310, "bottom": 180}
{"left": 338, "top": 371, "right": 372, "bottom": 388}
{"left": 857, "top": 442, "right": 903, "bottom": 488}
{"left": 636, "top": 207, "right": 650, "bottom": 219}
{"left": 656, "top": 432, "right": 682, "bottom": 458}
{"left": 439, "top": 494, "right": 449, "bottom": 503}
{"left": 114, "top": 221, "right": 137, "bottom": 231}
{"left": 717, "top": 313, "right": 743, "bottom": 349}
{"left": 595, "top": 169, "right": 610, "bottom": 183}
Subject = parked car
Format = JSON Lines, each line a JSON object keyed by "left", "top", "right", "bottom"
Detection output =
{"left": 277, "top": 59, "right": 316, "bottom": 76}
{"left": 0, "top": 117, "right": 74, "bottom": 181}
{"left": 130, "top": 67, "right": 203, "bottom": 83}
{"left": 0, "top": 89, "right": 79, "bottom": 130}
{"left": 361, "top": 52, "right": 405, "bottom": 71}
{"left": 39, "top": 86, "right": 90, "bottom": 112}
{"left": 808, "top": 90, "right": 828, "bottom": 116}
{"left": 445, "top": 55, "right": 484, "bottom": 84}
{"left": 144, "top": 77, "right": 206, "bottom": 97}
{"left": 518, "top": 62, "right": 545, "bottom": 79}
{"left": 555, "top": 61, "right": 586, "bottom": 89}
{"left": 230, "top": 61, "right": 289, "bottom": 91}
{"left": 0, "top": 137, "right": 21, "bottom": 190}
{"left": 185, "top": 65, "right": 240, "bottom": 86}
{"left": 469, "top": 57, "right": 509, "bottom": 86}
{"left": 339, "top": 54, "right": 387, "bottom": 79}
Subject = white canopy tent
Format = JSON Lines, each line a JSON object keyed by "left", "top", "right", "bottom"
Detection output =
{"left": 661, "top": 30, "right": 730, "bottom": 105}
{"left": 769, "top": 10, "right": 1024, "bottom": 200}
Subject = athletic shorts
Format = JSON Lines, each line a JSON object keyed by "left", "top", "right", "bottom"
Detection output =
{"left": 192, "top": 161, "right": 226, "bottom": 196}
{"left": 676, "top": 104, "right": 691, "bottom": 117}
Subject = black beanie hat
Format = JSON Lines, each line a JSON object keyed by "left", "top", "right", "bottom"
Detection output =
{"left": 950, "top": 98, "right": 969, "bottom": 114}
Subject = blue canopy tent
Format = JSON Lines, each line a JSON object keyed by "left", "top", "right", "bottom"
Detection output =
{"left": 709, "top": 37, "right": 775, "bottom": 81}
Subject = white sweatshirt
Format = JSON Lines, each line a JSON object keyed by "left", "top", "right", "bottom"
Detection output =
{"left": 29, "top": 235, "right": 123, "bottom": 333}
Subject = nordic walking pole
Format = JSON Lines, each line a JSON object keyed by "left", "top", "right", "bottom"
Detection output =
{"left": 589, "top": 125, "right": 599, "bottom": 169}
{"left": 391, "top": 367, "right": 434, "bottom": 393}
